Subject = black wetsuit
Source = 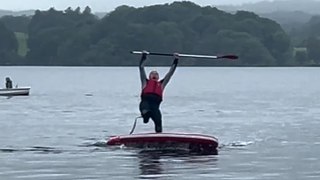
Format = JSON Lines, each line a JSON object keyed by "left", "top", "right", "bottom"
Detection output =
{"left": 139, "top": 55, "right": 178, "bottom": 133}
{"left": 139, "top": 93, "right": 163, "bottom": 132}
{"left": 6, "top": 79, "right": 13, "bottom": 89}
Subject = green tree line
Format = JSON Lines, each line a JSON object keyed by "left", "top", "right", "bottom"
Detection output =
{"left": 0, "top": 1, "right": 318, "bottom": 66}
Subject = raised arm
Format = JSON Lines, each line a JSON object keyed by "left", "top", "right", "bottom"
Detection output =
{"left": 139, "top": 51, "right": 148, "bottom": 89}
{"left": 161, "top": 53, "right": 179, "bottom": 89}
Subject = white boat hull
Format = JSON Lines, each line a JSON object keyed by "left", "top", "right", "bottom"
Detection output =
{"left": 0, "top": 87, "right": 31, "bottom": 96}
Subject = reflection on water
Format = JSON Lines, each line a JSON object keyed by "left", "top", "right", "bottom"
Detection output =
{"left": 136, "top": 150, "right": 219, "bottom": 179}
{"left": 138, "top": 151, "right": 164, "bottom": 179}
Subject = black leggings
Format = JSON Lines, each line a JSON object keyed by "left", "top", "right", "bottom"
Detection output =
{"left": 139, "top": 98, "right": 162, "bottom": 133}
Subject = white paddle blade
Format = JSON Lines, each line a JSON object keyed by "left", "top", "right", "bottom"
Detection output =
{"left": 131, "top": 51, "right": 150, "bottom": 55}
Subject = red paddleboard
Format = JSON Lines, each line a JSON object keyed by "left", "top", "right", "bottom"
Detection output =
{"left": 107, "top": 133, "right": 219, "bottom": 155}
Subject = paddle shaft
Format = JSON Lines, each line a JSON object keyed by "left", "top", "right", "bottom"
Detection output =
{"left": 131, "top": 51, "right": 238, "bottom": 60}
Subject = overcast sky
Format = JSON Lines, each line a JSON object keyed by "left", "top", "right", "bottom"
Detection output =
{"left": 0, "top": 0, "right": 270, "bottom": 12}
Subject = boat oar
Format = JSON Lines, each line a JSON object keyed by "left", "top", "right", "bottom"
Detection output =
{"left": 131, "top": 51, "right": 238, "bottom": 60}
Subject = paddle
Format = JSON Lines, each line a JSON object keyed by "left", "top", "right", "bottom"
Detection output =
{"left": 131, "top": 50, "right": 238, "bottom": 60}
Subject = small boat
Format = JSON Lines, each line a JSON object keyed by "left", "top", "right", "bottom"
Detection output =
{"left": 0, "top": 87, "right": 31, "bottom": 96}
{"left": 107, "top": 133, "right": 219, "bottom": 155}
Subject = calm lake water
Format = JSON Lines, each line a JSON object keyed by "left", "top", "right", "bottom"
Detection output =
{"left": 1, "top": 66, "right": 320, "bottom": 180}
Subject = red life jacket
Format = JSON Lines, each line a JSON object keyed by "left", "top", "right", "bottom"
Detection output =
{"left": 141, "top": 80, "right": 163, "bottom": 97}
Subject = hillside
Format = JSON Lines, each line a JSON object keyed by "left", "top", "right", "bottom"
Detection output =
{"left": 218, "top": 0, "right": 320, "bottom": 14}
{"left": 0, "top": 9, "right": 34, "bottom": 17}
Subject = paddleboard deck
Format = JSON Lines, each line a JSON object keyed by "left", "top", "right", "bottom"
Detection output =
{"left": 107, "top": 133, "right": 219, "bottom": 155}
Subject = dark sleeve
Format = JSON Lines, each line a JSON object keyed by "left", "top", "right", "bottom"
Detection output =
{"left": 139, "top": 57, "right": 147, "bottom": 89}
{"left": 161, "top": 58, "right": 178, "bottom": 89}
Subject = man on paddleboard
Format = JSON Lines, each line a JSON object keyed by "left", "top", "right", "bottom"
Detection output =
{"left": 139, "top": 51, "right": 179, "bottom": 133}
{"left": 5, "top": 77, "right": 13, "bottom": 89}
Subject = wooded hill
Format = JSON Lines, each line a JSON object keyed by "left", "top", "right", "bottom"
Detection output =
{"left": 0, "top": 1, "right": 319, "bottom": 66}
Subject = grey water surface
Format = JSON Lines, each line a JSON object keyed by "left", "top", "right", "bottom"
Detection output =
{"left": 0, "top": 66, "right": 320, "bottom": 180}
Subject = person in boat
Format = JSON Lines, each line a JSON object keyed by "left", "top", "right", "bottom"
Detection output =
{"left": 5, "top": 77, "right": 13, "bottom": 89}
{"left": 139, "top": 51, "right": 179, "bottom": 133}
